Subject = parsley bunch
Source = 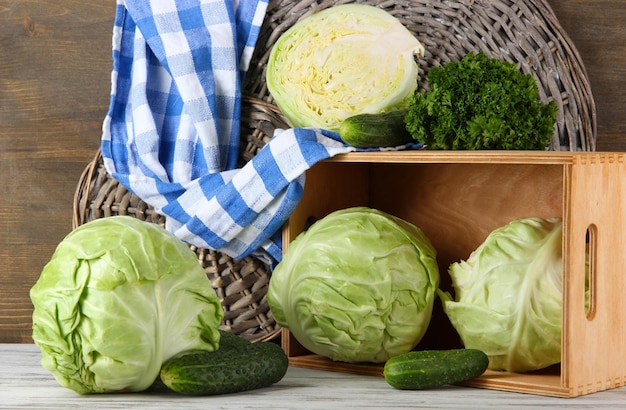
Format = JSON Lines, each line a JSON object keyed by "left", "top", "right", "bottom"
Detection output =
{"left": 405, "top": 52, "right": 558, "bottom": 150}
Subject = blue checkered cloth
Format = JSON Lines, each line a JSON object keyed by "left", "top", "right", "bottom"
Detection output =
{"left": 101, "top": 0, "right": 418, "bottom": 264}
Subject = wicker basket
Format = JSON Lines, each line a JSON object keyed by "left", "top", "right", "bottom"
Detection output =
{"left": 74, "top": 0, "right": 596, "bottom": 342}
{"left": 73, "top": 97, "right": 289, "bottom": 342}
{"left": 245, "top": 0, "right": 596, "bottom": 151}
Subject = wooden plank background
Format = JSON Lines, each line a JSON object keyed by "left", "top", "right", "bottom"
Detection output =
{"left": 1, "top": 0, "right": 625, "bottom": 343}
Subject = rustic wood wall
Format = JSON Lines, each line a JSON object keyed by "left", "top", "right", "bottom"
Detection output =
{"left": 1, "top": 0, "right": 625, "bottom": 343}
{"left": 549, "top": 0, "right": 626, "bottom": 150}
{"left": 1, "top": 1, "right": 115, "bottom": 343}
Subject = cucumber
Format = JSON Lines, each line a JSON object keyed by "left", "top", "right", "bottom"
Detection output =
{"left": 383, "top": 349, "right": 489, "bottom": 390}
{"left": 217, "top": 329, "right": 252, "bottom": 348}
{"left": 159, "top": 339, "right": 288, "bottom": 396}
{"left": 339, "top": 109, "right": 413, "bottom": 148}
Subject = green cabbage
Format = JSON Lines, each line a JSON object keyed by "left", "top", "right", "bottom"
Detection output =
{"left": 267, "top": 207, "right": 439, "bottom": 363}
{"left": 266, "top": 4, "right": 424, "bottom": 131}
{"left": 439, "top": 217, "right": 563, "bottom": 372}
{"left": 30, "top": 216, "right": 224, "bottom": 394}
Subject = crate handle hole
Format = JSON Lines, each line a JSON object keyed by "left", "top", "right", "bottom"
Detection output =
{"left": 584, "top": 224, "right": 597, "bottom": 320}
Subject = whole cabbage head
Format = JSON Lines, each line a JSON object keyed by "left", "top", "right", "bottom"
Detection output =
{"left": 266, "top": 4, "right": 424, "bottom": 131}
{"left": 439, "top": 217, "right": 563, "bottom": 372}
{"left": 267, "top": 207, "right": 439, "bottom": 363}
{"left": 30, "top": 216, "right": 224, "bottom": 394}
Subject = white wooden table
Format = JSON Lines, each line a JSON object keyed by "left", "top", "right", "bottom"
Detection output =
{"left": 2, "top": 343, "right": 625, "bottom": 409}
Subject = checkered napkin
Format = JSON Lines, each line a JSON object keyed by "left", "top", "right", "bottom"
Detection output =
{"left": 101, "top": 0, "right": 417, "bottom": 264}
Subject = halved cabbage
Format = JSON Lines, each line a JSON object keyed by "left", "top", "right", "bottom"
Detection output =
{"left": 266, "top": 4, "right": 424, "bottom": 131}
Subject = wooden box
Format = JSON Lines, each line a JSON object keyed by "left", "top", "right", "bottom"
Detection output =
{"left": 279, "top": 151, "right": 626, "bottom": 398}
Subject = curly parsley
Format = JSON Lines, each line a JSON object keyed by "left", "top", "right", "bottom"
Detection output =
{"left": 405, "top": 52, "right": 558, "bottom": 150}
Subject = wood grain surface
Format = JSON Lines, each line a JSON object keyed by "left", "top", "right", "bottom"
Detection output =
{"left": 1, "top": 0, "right": 625, "bottom": 343}
{"left": 3, "top": 343, "right": 626, "bottom": 407}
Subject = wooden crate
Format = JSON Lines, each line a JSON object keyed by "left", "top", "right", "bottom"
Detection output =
{"left": 279, "top": 151, "right": 626, "bottom": 398}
